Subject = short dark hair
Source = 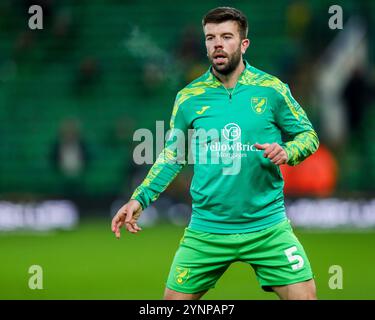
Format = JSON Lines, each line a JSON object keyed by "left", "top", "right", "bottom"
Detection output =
{"left": 202, "top": 7, "right": 248, "bottom": 39}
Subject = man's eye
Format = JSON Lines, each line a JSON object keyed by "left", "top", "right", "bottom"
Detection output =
{"left": 206, "top": 37, "right": 213, "bottom": 41}
{"left": 223, "top": 36, "right": 232, "bottom": 40}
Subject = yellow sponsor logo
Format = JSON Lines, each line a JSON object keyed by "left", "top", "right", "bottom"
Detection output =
{"left": 251, "top": 97, "right": 267, "bottom": 114}
{"left": 175, "top": 266, "right": 190, "bottom": 285}
{"left": 196, "top": 106, "right": 210, "bottom": 115}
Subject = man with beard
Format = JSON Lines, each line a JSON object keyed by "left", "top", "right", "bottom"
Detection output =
{"left": 111, "top": 7, "right": 319, "bottom": 300}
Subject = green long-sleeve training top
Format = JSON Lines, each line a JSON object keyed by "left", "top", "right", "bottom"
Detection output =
{"left": 131, "top": 60, "right": 319, "bottom": 234}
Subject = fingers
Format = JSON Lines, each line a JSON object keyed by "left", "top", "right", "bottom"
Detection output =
{"left": 257, "top": 142, "right": 288, "bottom": 165}
{"left": 111, "top": 202, "right": 143, "bottom": 238}
{"left": 112, "top": 223, "right": 121, "bottom": 239}
{"left": 111, "top": 216, "right": 119, "bottom": 237}
{"left": 266, "top": 144, "right": 280, "bottom": 159}
{"left": 115, "top": 226, "right": 121, "bottom": 239}
{"left": 271, "top": 154, "right": 285, "bottom": 165}
{"left": 133, "top": 223, "right": 142, "bottom": 231}
{"left": 111, "top": 214, "right": 124, "bottom": 239}
{"left": 254, "top": 143, "right": 270, "bottom": 150}
{"left": 270, "top": 150, "right": 288, "bottom": 165}
{"left": 111, "top": 204, "right": 128, "bottom": 239}
{"left": 274, "top": 157, "right": 286, "bottom": 166}
{"left": 125, "top": 208, "right": 142, "bottom": 233}
{"left": 124, "top": 208, "right": 137, "bottom": 234}
{"left": 111, "top": 217, "right": 117, "bottom": 234}
{"left": 125, "top": 220, "right": 142, "bottom": 234}
{"left": 255, "top": 143, "right": 279, "bottom": 159}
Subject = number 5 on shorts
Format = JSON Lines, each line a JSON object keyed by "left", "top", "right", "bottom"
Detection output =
{"left": 284, "top": 246, "right": 304, "bottom": 270}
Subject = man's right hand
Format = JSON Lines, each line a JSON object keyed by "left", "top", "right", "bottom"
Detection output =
{"left": 111, "top": 199, "right": 143, "bottom": 239}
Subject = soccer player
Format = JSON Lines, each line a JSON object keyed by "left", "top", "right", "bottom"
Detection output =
{"left": 111, "top": 7, "right": 319, "bottom": 300}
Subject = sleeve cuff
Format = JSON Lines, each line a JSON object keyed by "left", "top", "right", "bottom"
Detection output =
{"left": 131, "top": 188, "right": 148, "bottom": 210}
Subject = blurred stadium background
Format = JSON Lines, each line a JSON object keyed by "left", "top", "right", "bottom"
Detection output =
{"left": 1, "top": 0, "right": 375, "bottom": 299}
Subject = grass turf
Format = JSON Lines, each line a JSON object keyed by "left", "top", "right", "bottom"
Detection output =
{"left": 1, "top": 219, "right": 374, "bottom": 300}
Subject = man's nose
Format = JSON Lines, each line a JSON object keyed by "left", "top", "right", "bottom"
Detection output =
{"left": 213, "top": 38, "right": 224, "bottom": 48}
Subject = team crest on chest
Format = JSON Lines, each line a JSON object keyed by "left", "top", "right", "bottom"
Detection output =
{"left": 251, "top": 97, "right": 267, "bottom": 114}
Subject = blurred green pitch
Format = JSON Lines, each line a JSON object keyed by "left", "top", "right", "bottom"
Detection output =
{"left": 1, "top": 219, "right": 375, "bottom": 300}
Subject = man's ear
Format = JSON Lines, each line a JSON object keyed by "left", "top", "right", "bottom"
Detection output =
{"left": 241, "top": 39, "right": 250, "bottom": 54}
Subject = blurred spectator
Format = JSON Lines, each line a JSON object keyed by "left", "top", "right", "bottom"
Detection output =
{"left": 286, "top": 0, "right": 311, "bottom": 41}
{"left": 342, "top": 67, "right": 373, "bottom": 136}
{"left": 74, "top": 56, "right": 101, "bottom": 95}
{"left": 49, "top": 7, "right": 76, "bottom": 55}
{"left": 176, "top": 25, "right": 202, "bottom": 62}
{"left": 107, "top": 116, "right": 136, "bottom": 149}
{"left": 341, "top": 67, "right": 374, "bottom": 192}
{"left": 174, "top": 25, "right": 207, "bottom": 83}
{"left": 279, "top": 0, "right": 312, "bottom": 81}
{"left": 13, "top": 31, "right": 36, "bottom": 62}
{"left": 52, "top": 8, "right": 73, "bottom": 39}
{"left": 50, "top": 118, "right": 90, "bottom": 195}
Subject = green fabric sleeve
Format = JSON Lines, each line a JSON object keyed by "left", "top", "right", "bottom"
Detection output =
{"left": 130, "top": 94, "right": 188, "bottom": 209}
{"left": 275, "top": 84, "right": 319, "bottom": 166}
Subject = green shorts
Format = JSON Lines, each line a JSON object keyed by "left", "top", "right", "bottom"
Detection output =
{"left": 166, "top": 219, "right": 313, "bottom": 294}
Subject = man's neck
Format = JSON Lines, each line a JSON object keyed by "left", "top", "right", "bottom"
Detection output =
{"left": 212, "top": 59, "right": 246, "bottom": 88}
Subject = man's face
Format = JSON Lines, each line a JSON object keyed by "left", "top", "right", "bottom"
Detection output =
{"left": 204, "top": 21, "right": 249, "bottom": 75}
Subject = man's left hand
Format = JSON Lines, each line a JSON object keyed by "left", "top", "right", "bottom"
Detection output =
{"left": 254, "top": 143, "right": 288, "bottom": 166}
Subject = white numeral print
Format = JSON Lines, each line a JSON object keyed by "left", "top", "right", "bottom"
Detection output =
{"left": 284, "top": 246, "right": 304, "bottom": 270}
